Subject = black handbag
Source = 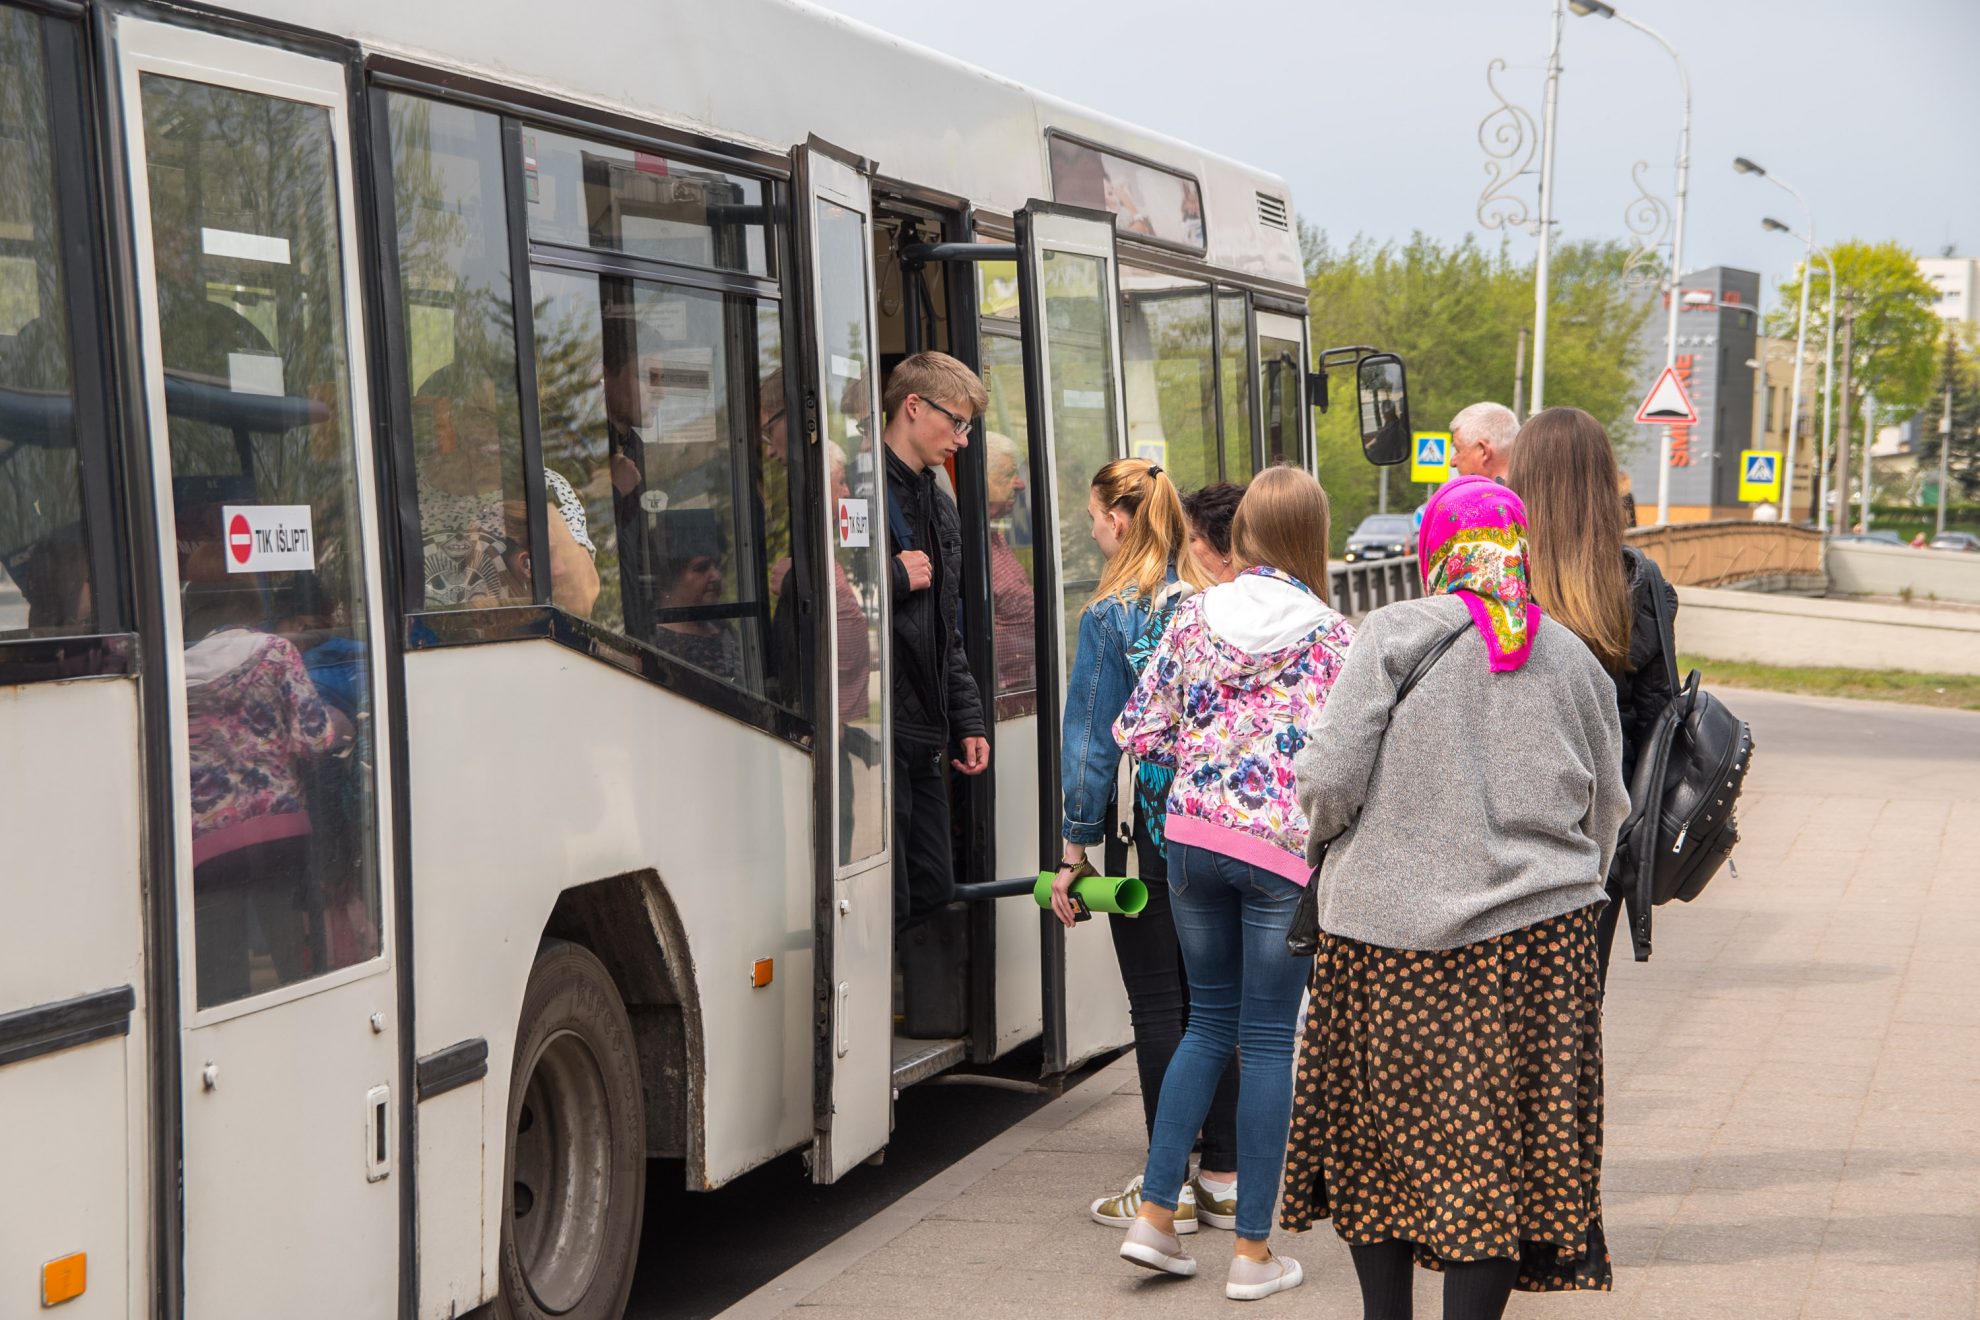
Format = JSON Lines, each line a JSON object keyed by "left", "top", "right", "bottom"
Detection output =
{"left": 1287, "top": 619, "right": 1470, "bottom": 956}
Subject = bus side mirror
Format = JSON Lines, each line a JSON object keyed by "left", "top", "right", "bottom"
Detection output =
{"left": 1356, "top": 353, "right": 1412, "bottom": 466}
{"left": 1307, "top": 370, "right": 1329, "bottom": 413}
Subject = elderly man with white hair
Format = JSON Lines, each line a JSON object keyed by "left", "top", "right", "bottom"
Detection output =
{"left": 1449, "top": 401, "right": 1520, "bottom": 482}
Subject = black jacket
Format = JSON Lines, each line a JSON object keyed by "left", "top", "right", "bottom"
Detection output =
{"left": 1613, "top": 545, "right": 1679, "bottom": 786}
{"left": 884, "top": 446, "right": 986, "bottom": 750}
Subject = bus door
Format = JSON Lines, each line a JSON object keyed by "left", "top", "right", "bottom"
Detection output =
{"left": 1012, "top": 204, "right": 1134, "bottom": 1075}
{"left": 795, "top": 141, "right": 894, "bottom": 1182}
{"left": 115, "top": 19, "right": 401, "bottom": 1312}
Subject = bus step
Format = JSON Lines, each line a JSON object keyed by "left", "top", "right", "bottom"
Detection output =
{"left": 891, "top": 1033, "right": 967, "bottom": 1090}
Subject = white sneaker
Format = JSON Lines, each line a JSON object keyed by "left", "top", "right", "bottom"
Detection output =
{"left": 1225, "top": 1252, "right": 1303, "bottom": 1301}
{"left": 1120, "top": 1217, "right": 1197, "bottom": 1277}
{"left": 1089, "top": 1174, "right": 1199, "bottom": 1234}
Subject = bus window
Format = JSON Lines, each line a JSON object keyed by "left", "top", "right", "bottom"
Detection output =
{"left": 1217, "top": 291, "right": 1252, "bottom": 480}
{"left": 529, "top": 268, "right": 792, "bottom": 705}
{"left": 138, "top": 73, "right": 382, "bottom": 1007}
{"left": 1040, "top": 248, "right": 1117, "bottom": 681}
{"left": 525, "top": 129, "right": 772, "bottom": 279}
{"left": 0, "top": 9, "right": 92, "bottom": 637}
{"left": 1120, "top": 267, "right": 1216, "bottom": 494}
{"left": 979, "top": 333, "right": 1035, "bottom": 719}
{"left": 386, "top": 95, "right": 541, "bottom": 612}
{"left": 1259, "top": 318, "right": 1305, "bottom": 469}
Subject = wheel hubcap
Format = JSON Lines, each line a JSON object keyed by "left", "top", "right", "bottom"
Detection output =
{"left": 512, "top": 1029, "right": 612, "bottom": 1314}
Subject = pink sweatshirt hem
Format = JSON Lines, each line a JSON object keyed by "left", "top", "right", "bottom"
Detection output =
{"left": 1164, "top": 815, "right": 1311, "bottom": 887}
{"left": 193, "top": 810, "right": 312, "bottom": 867}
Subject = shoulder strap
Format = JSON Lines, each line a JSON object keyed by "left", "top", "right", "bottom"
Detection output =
{"left": 1396, "top": 620, "right": 1471, "bottom": 707}
{"left": 885, "top": 484, "right": 915, "bottom": 553}
{"left": 1643, "top": 553, "right": 1679, "bottom": 693}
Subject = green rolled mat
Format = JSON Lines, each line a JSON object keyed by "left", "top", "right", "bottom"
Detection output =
{"left": 1033, "top": 871, "right": 1149, "bottom": 916}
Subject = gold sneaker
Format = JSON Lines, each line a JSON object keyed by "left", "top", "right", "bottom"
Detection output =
{"left": 1089, "top": 1174, "right": 1199, "bottom": 1234}
{"left": 1188, "top": 1173, "right": 1237, "bottom": 1231}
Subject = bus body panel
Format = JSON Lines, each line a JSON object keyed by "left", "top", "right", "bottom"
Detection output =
{"left": 193, "top": 0, "right": 1302, "bottom": 293}
{"left": 0, "top": 676, "right": 147, "bottom": 1319}
{"left": 403, "top": 640, "right": 815, "bottom": 1298}
{"left": 415, "top": 1081, "right": 484, "bottom": 1320}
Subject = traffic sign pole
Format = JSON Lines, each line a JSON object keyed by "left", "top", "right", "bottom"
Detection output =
{"left": 1636, "top": 367, "right": 1698, "bottom": 526}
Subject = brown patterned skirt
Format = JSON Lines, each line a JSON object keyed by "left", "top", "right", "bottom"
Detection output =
{"left": 1280, "top": 903, "right": 1610, "bottom": 1292}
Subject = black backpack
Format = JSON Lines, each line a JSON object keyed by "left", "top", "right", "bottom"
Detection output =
{"left": 1616, "top": 575, "right": 1754, "bottom": 961}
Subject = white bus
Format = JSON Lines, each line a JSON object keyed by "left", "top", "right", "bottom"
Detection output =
{"left": 0, "top": 1, "right": 1409, "bottom": 1315}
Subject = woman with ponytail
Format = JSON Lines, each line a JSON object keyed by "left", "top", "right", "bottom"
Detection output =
{"left": 1051, "top": 458, "right": 1239, "bottom": 1241}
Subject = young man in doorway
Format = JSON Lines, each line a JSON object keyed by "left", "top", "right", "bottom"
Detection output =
{"left": 882, "top": 352, "right": 990, "bottom": 935}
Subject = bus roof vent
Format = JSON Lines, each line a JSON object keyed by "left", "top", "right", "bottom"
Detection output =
{"left": 1256, "top": 192, "right": 1290, "bottom": 231}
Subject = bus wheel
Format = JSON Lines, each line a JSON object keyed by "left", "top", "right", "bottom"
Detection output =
{"left": 496, "top": 939, "right": 645, "bottom": 1320}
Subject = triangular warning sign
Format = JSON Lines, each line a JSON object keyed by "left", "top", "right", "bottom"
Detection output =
{"left": 1635, "top": 366, "right": 1698, "bottom": 425}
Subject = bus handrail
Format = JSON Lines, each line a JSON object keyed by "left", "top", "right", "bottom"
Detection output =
{"left": 952, "top": 876, "right": 1038, "bottom": 902}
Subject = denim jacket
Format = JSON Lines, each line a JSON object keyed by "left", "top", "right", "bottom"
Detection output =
{"left": 1059, "top": 571, "right": 1180, "bottom": 845}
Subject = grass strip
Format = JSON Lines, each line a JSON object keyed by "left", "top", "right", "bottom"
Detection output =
{"left": 1680, "top": 654, "right": 1980, "bottom": 712}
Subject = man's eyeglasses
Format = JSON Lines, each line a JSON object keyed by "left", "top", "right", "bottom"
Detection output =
{"left": 919, "top": 396, "right": 973, "bottom": 437}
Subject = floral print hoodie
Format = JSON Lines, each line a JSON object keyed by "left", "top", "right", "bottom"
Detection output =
{"left": 1113, "top": 566, "right": 1354, "bottom": 885}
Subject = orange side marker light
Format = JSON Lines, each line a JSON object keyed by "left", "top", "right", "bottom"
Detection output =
{"left": 751, "top": 958, "right": 774, "bottom": 989}
{"left": 42, "top": 1252, "right": 86, "bottom": 1306}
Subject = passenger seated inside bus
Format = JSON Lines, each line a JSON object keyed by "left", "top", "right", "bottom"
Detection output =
{"left": 983, "top": 431, "right": 1035, "bottom": 715}
{"left": 413, "top": 364, "right": 599, "bottom": 615}
{"left": 0, "top": 520, "right": 90, "bottom": 633}
{"left": 650, "top": 508, "right": 738, "bottom": 681}
{"left": 177, "top": 504, "right": 357, "bottom": 1006}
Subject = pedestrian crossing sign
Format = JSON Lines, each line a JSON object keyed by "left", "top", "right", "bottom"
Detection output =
{"left": 1410, "top": 431, "right": 1450, "bottom": 484}
{"left": 1738, "top": 449, "right": 1783, "bottom": 503}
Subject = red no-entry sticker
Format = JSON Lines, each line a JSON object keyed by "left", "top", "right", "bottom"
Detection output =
{"left": 228, "top": 513, "right": 253, "bottom": 566}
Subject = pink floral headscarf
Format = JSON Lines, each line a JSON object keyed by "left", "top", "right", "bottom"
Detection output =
{"left": 1417, "top": 475, "right": 1540, "bottom": 672}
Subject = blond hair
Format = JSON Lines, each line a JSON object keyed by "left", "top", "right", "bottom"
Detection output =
{"left": 1506, "top": 407, "right": 1632, "bottom": 670}
{"left": 882, "top": 351, "right": 988, "bottom": 418}
{"left": 1230, "top": 464, "right": 1331, "bottom": 602}
{"left": 1090, "top": 458, "right": 1207, "bottom": 607}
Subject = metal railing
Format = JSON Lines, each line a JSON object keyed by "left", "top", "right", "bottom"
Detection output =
{"left": 1331, "top": 556, "right": 1422, "bottom": 617}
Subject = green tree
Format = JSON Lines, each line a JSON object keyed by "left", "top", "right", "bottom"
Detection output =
{"left": 1302, "top": 229, "right": 1651, "bottom": 547}
{"left": 1772, "top": 240, "right": 1941, "bottom": 424}
{"left": 1938, "top": 323, "right": 1980, "bottom": 503}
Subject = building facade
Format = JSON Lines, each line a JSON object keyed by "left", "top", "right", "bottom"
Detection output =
{"left": 1621, "top": 266, "right": 1762, "bottom": 522}
{"left": 1919, "top": 255, "right": 1979, "bottom": 327}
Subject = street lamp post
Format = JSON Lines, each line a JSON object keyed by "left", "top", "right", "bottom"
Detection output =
{"left": 1738, "top": 158, "right": 1816, "bottom": 521}
{"left": 1531, "top": 0, "right": 1566, "bottom": 415}
{"left": 1802, "top": 250, "right": 1838, "bottom": 532}
{"left": 1571, "top": 0, "right": 1689, "bottom": 524}
{"left": 1756, "top": 220, "right": 1833, "bottom": 528}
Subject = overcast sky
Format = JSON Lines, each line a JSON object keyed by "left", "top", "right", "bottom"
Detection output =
{"left": 814, "top": 0, "right": 1976, "bottom": 305}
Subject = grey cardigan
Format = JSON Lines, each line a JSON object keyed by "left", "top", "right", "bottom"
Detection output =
{"left": 1294, "top": 594, "right": 1629, "bottom": 951}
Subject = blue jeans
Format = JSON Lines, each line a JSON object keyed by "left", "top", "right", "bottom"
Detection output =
{"left": 1140, "top": 843, "right": 1308, "bottom": 1240}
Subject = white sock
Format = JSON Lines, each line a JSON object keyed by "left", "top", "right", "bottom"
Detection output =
{"left": 1196, "top": 1173, "right": 1235, "bottom": 1197}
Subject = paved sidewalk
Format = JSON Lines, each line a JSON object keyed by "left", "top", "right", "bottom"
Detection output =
{"left": 721, "top": 690, "right": 1980, "bottom": 1320}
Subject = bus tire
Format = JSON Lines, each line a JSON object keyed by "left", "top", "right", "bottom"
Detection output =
{"left": 496, "top": 939, "right": 646, "bottom": 1320}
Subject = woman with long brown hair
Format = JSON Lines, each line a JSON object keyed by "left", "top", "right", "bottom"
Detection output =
{"left": 1507, "top": 405, "right": 1678, "bottom": 977}
{"left": 1053, "top": 458, "right": 1239, "bottom": 1239}
{"left": 1110, "top": 465, "right": 1354, "bottom": 1299}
